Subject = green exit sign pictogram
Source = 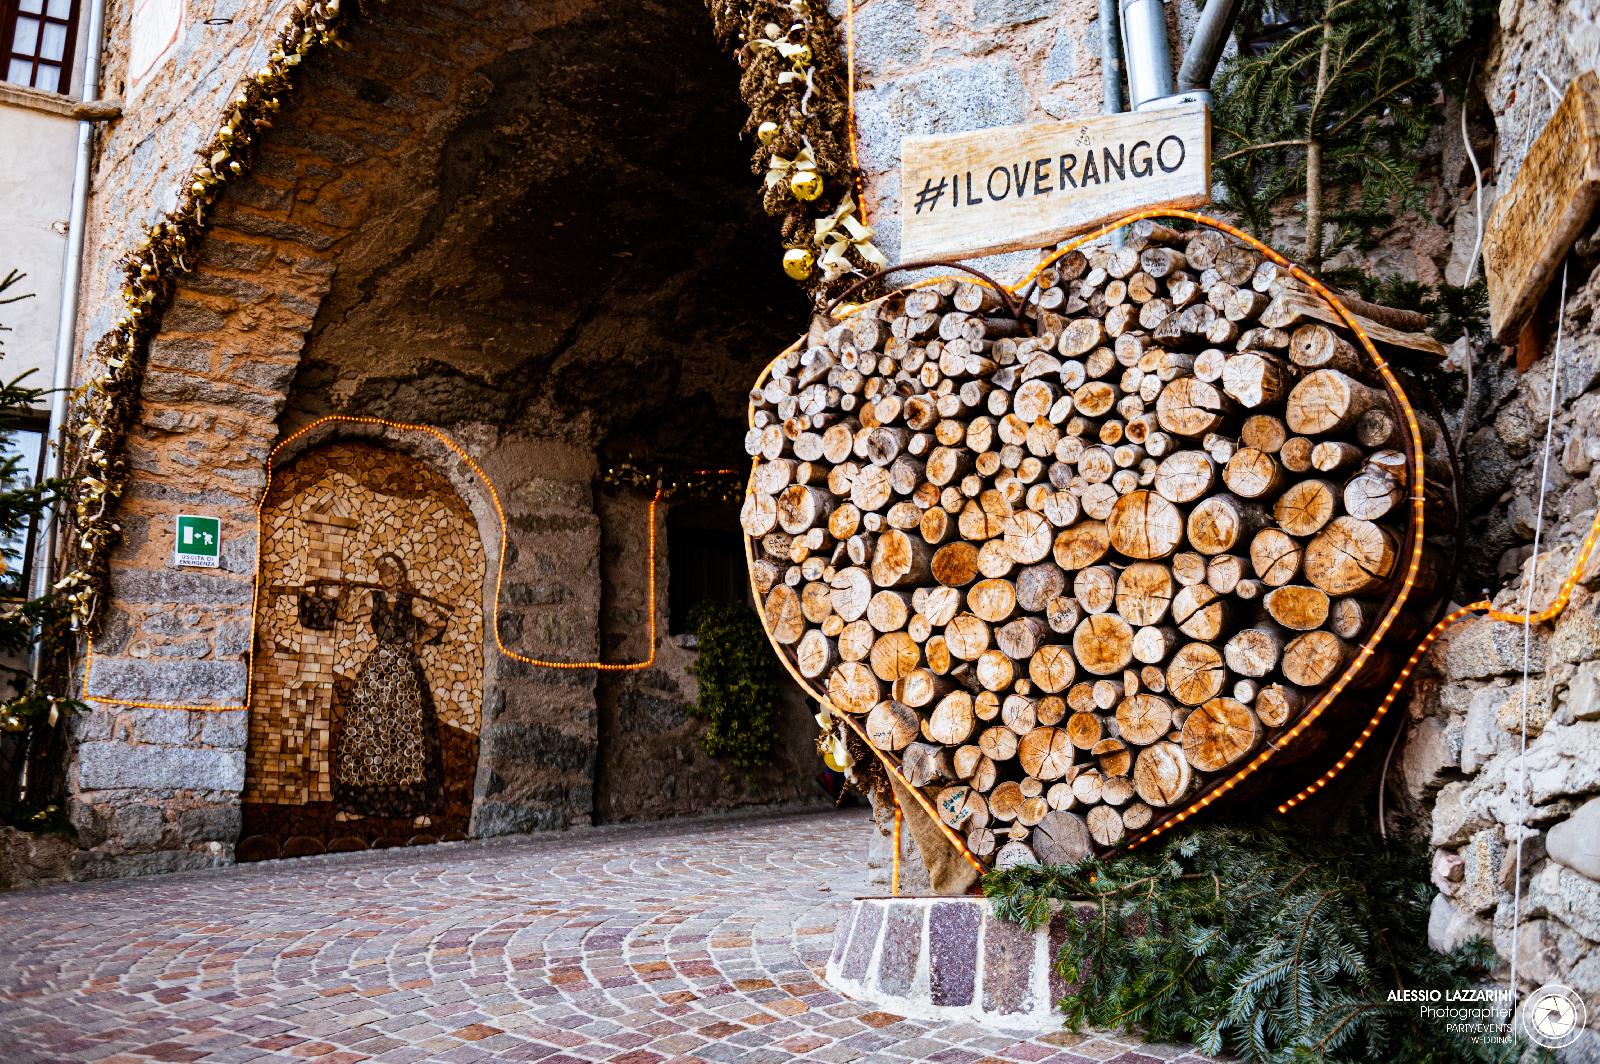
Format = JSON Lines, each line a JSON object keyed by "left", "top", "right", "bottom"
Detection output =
{"left": 174, "top": 514, "right": 221, "bottom": 568}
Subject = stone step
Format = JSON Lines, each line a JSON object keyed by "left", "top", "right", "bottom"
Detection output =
{"left": 825, "top": 895, "right": 1090, "bottom": 1030}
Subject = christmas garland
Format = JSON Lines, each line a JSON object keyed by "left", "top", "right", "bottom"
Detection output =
{"left": 56, "top": 0, "right": 355, "bottom": 636}
{"left": 704, "top": 0, "right": 885, "bottom": 296}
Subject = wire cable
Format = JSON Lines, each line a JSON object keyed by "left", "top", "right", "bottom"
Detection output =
{"left": 1509, "top": 258, "right": 1568, "bottom": 1003}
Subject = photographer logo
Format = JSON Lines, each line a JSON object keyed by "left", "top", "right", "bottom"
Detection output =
{"left": 1523, "top": 984, "right": 1586, "bottom": 1049}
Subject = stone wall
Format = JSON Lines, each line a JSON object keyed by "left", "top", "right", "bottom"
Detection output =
{"left": 1401, "top": 269, "right": 1600, "bottom": 1021}
{"left": 1386, "top": 0, "right": 1600, "bottom": 1033}
{"left": 594, "top": 492, "right": 822, "bottom": 823}
{"left": 82, "top": 0, "right": 299, "bottom": 347}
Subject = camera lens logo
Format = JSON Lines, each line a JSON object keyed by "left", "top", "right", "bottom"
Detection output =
{"left": 1523, "top": 984, "right": 1586, "bottom": 1049}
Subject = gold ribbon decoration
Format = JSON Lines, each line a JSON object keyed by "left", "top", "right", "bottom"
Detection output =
{"left": 765, "top": 143, "right": 818, "bottom": 191}
{"left": 813, "top": 193, "right": 886, "bottom": 282}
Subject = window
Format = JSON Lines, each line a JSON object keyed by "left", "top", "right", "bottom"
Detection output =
{"left": 0, "top": 420, "right": 46, "bottom": 599}
{"left": 2, "top": 0, "right": 80, "bottom": 95}
{"left": 666, "top": 502, "right": 749, "bottom": 635}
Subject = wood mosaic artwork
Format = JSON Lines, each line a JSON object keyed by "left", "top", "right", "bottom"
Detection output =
{"left": 240, "top": 442, "right": 486, "bottom": 860}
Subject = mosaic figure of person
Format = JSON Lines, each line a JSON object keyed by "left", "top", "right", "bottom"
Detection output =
{"left": 298, "top": 553, "right": 451, "bottom": 826}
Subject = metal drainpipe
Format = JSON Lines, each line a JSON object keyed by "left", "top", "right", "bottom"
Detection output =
{"left": 1176, "top": 0, "right": 1243, "bottom": 103}
{"left": 1099, "top": 0, "right": 1126, "bottom": 115}
{"left": 31, "top": 0, "right": 109, "bottom": 607}
{"left": 1120, "top": 0, "right": 1219, "bottom": 111}
{"left": 1099, "top": 0, "right": 1127, "bottom": 247}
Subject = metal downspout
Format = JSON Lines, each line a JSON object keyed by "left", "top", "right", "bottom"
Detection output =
{"left": 32, "top": 0, "right": 109, "bottom": 606}
{"left": 1120, "top": 0, "right": 1237, "bottom": 111}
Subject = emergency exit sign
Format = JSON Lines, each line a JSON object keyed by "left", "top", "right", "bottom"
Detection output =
{"left": 174, "top": 514, "right": 221, "bottom": 568}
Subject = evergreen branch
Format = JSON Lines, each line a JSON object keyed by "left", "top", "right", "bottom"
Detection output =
{"left": 1323, "top": 74, "right": 1433, "bottom": 140}
{"left": 1216, "top": 139, "right": 1312, "bottom": 163}
{"left": 985, "top": 823, "right": 1526, "bottom": 1063}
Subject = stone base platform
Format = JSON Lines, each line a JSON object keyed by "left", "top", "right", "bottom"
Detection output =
{"left": 826, "top": 895, "right": 1086, "bottom": 1030}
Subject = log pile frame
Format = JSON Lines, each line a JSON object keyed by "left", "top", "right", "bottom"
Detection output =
{"left": 742, "top": 211, "right": 1453, "bottom": 870}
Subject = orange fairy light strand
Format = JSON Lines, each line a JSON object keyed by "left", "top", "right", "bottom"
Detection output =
{"left": 844, "top": 0, "right": 866, "bottom": 225}
{"left": 1279, "top": 502, "right": 1600, "bottom": 813}
{"left": 891, "top": 791, "right": 903, "bottom": 896}
{"left": 266, "top": 418, "right": 662, "bottom": 674}
{"left": 84, "top": 415, "right": 666, "bottom": 711}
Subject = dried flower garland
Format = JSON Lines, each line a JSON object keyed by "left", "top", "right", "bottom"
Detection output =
{"left": 705, "top": 0, "right": 884, "bottom": 297}
{"left": 57, "top": 0, "right": 356, "bottom": 634}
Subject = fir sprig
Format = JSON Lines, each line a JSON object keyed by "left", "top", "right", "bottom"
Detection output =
{"left": 0, "top": 268, "right": 82, "bottom": 828}
{"left": 1213, "top": 0, "right": 1494, "bottom": 266}
{"left": 984, "top": 824, "right": 1542, "bottom": 1064}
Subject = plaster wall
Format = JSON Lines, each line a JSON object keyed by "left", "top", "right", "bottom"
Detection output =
{"left": 0, "top": 105, "right": 76, "bottom": 391}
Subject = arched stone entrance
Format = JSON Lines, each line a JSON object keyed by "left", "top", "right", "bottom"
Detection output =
{"left": 239, "top": 440, "right": 486, "bottom": 860}
{"left": 61, "top": 0, "right": 820, "bottom": 877}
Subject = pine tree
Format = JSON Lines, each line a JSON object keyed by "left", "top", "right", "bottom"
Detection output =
{"left": 1212, "top": 0, "right": 1492, "bottom": 267}
{"left": 0, "top": 269, "right": 76, "bottom": 829}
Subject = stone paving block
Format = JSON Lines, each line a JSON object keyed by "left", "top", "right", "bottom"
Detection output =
{"left": 0, "top": 811, "right": 1217, "bottom": 1064}
{"left": 875, "top": 903, "right": 924, "bottom": 996}
{"left": 842, "top": 902, "right": 885, "bottom": 981}
{"left": 928, "top": 901, "right": 981, "bottom": 1007}
{"left": 982, "top": 915, "right": 1038, "bottom": 1015}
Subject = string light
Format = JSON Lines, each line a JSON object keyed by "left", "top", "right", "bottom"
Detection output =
{"left": 1279, "top": 502, "right": 1600, "bottom": 813}
{"left": 84, "top": 416, "right": 673, "bottom": 711}
{"left": 892, "top": 790, "right": 902, "bottom": 896}
{"left": 601, "top": 459, "right": 743, "bottom": 503}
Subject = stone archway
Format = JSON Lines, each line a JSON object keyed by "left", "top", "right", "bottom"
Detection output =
{"left": 238, "top": 440, "right": 486, "bottom": 861}
{"left": 67, "top": 0, "right": 812, "bottom": 875}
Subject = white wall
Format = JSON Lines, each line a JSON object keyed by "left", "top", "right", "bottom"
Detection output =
{"left": 0, "top": 105, "right": 76, "bottom": 400}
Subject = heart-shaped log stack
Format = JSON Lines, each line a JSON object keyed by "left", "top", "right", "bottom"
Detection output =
{"left": 744, "top": 220, "right": 1450, "bottom": 866}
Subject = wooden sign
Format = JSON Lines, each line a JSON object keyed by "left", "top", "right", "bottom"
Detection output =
{"left": 1484, "top": 71, "right": 1600, "bottom": 343}
{"left": 899, "top": 104, "right": 1211, "bottom": 261}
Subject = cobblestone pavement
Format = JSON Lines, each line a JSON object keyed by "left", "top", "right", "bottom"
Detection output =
{"left": 0, "top": 809, "right": 1213, "bottom": 1064}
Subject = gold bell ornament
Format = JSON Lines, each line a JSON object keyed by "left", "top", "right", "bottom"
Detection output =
{"left": 782, "top": 247, "right": 815, "bottom": 279}
{"left": 789, "top": 167, "right": 823, "bottom": 201}
{"left": 757, "top": 121, "right": 780, "bottom": 145}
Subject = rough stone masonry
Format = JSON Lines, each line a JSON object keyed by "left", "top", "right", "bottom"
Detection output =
{"left": 1381, "top": 0, "right": 1600, "bottom": 1033}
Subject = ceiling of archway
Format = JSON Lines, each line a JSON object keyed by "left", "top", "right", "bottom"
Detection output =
{"left": 281, "top": 0, "right": 807, "bottom": 466}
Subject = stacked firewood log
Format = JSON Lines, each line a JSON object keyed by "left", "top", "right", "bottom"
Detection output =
{"left": 743, "top": 220, "right": 1444, "bottom": 866}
